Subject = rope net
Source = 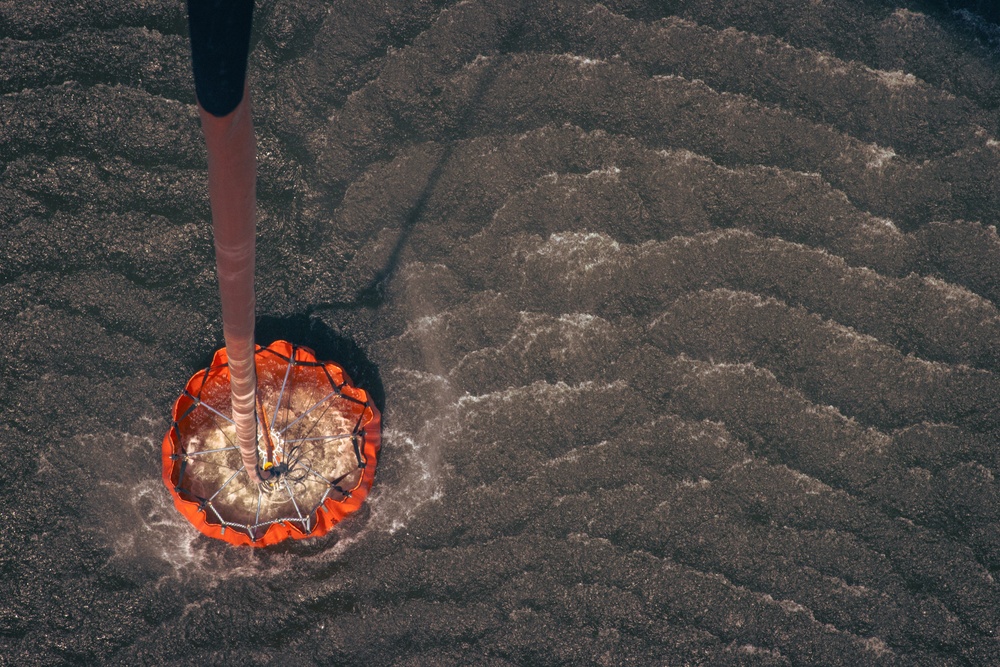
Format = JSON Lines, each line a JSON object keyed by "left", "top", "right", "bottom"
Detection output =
{"left": 161, "top": 340, "right": 381, "bottom": 546}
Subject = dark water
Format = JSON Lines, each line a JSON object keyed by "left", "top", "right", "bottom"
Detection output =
{"left": 4, "top": 1, "right": 1000, "bottom": 664}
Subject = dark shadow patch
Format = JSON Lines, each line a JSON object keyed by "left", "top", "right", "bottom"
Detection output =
{"left": 911, "top": 0, "right": 1000, "bottom": 55}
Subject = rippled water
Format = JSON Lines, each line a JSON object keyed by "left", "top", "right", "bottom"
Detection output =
{"left": 4, "top": 1, "right": 1000, "bottom": 664}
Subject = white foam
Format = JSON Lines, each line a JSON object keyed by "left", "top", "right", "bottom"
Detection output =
{"left": 584, "top": 166, "right": 621, "bottom": 179}
{"left": 359, "top": 426, "right": 446, "bottom": 537}
{"left": 526, "top": 232, "right": 623, "bottom": 281}
{"left": 558, "top": 54, "right": 607, "bottom": 67}
{"left": 458, "top": 379, "right": 627, "bottom": 410}
{"left": 875, "top": 69, "right": 918, "bottom": 89}
{"left": 866, "top": 145, "right": 896, "bottom": 169}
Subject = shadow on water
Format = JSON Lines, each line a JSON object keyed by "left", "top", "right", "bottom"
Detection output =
{"left": 917, "top": 0, "right": 1000, "bottom": 49}
{"left": 306, "top": 55, "right": 511, "bottom": 314}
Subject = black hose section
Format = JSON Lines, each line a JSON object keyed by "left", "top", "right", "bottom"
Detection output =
{"left": 187, "top": 0, "right": 255, "bottom": 117}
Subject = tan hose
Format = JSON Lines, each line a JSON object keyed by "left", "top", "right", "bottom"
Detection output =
{"left": 198, "top": 86, "right": 262, "bottom": 484}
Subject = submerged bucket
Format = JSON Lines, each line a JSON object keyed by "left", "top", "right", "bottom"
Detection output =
{"left": 162, "top": 340, "right": 381, "bottom": 546}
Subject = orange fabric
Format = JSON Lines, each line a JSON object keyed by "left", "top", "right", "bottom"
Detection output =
{"left": 161, "top": 340, "right": 381, "bottom": 547}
